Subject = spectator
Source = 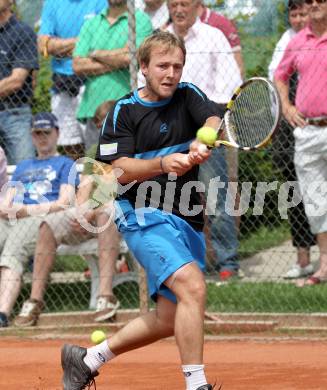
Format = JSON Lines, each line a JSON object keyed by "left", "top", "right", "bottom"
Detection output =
{"left": 198, "top": 0, "right": 244, "bottom": 78}
{"left": 166, "top": 0, "right": 243, "bottom": 280}
{"left": 268, "top": 0, "right": 309, "bottom": 80}
{"left": 0, "top": 112, "right": 77, "bottom": 327}
{"left": 0, "top": 0, "right": 38, "bottom": 164}
{"left": 14, "top": 102, "right": 122, "bottom": 327}
{"left": 38, "top": 0, "right": 107, "bottom": 160}
{"left": 274, "top": 0, "right": 327, "bottom": 286}
{"left": 72, "top": 0, "right": 152, "bottom": 149}
{"left": 269, "top": 0, "right": 315, "bottom": 279}
{"left": 144, "top": 0, "right": 170, "bottom": 30}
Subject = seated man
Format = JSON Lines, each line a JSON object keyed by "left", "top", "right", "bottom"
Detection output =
{"left": 0, "top": 112, "right": 77, "bottom": 327}
{"left": 15, "top": 101, "right": 122, "bottom": 326}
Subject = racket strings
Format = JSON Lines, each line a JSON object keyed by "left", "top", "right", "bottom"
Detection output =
{"left": 227, "top": 81, "right": 278, "bottom": 148}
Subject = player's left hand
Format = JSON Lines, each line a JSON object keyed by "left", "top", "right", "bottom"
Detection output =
{"left": 188, "top": 139, "right": 212, "bottom": 165}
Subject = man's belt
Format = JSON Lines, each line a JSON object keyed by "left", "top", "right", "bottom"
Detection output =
{"left": 306, "top": 117, "right": 327, "bottom": 127}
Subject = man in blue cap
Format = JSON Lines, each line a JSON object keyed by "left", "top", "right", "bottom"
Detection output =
{"left": 0, "top": 112, "right": 78, "bottom": 327}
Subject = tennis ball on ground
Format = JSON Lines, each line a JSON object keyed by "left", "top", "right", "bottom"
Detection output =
{"left": 196, "top": 127, "right": 217, "bottom": 146}
{"left": 91, "top": 330, "right": 106, "bottom": 345}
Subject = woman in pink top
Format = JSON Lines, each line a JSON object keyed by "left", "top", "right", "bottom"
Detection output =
{"left": 270, "top": 0, "right": 315, "bottom": 280}
{"left": 275, "top": 0, "right": 327, "bottom": 286}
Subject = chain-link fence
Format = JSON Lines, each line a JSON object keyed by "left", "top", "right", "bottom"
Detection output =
{"left": 0, "top": 0, "right": 326, "bottom": 331}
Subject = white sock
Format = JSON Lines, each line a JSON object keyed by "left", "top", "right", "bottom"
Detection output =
{"left": 182, "top": 364, "right": 207, "bottom": 390}
{"left": 83, "top": 340, "right": 116, "bottom": 373}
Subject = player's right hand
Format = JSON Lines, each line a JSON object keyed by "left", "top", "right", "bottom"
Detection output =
{"left": 188, "top": 139, "right": 211, "bottom": 164}
{"left": 162, "top": 153, "right": 193, "bottom": 176}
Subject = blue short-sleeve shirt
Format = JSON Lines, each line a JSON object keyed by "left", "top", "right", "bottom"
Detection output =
{"left": 39, "top": 0, "right": 107, "bottom": 75}
{"left": 10, "top": 155, "right": 79, "bottom": 205}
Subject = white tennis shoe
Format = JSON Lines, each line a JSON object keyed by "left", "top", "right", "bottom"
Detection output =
{"left": 283, "top": 263, "right": 314, "bottom": 279}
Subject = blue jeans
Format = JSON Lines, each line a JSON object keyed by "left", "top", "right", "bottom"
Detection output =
{"left": 200, "top": 146, "right": 239, "bottom": 272}
{"left": 0, "top": 106, "right": 35, "bottom": 164}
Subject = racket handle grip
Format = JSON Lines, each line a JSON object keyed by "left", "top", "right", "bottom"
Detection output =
{"left": 198, "top": 144, "right": 210, "bottom": 152}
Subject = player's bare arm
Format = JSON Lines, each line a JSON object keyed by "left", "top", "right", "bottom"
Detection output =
{"left": 112, "top": 154, "right": 193, "bottom": 184}
{"left": 275, "top": 78, "right": 306, "bottom": 128}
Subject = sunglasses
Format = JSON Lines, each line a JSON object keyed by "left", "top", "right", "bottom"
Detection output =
{"left": 32, "top": 130, "right": 52, "bottom": 136}
{"left": 305, "top": 0, "right": 327, "bottom": 4}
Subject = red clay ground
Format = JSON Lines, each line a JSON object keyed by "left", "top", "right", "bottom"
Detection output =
{"left": 1, "top": 337, "right": 327, "bottom": 389}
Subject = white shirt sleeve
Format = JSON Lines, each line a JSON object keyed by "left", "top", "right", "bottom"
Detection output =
{"left": 211, "top": 29, "right": 243, "bottom": 103}
{"left": 268, "top": 29, "right": 295, "bottom": 81}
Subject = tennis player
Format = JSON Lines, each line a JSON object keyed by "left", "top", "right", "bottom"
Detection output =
{"left": 61, "top": 31, "right": 221, "bottom": 390}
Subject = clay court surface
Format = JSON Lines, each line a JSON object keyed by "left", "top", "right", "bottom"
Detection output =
{"left": 1, "top": 337, "right": 327, "bottom": 389}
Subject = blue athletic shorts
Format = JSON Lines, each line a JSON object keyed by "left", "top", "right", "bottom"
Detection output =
{"left": 114, "top": 200, "right": 206, "bottom": 303}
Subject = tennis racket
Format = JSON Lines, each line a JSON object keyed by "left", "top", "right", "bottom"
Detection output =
{"left": 197, "top": 77, "right": 281, "bottom": 152}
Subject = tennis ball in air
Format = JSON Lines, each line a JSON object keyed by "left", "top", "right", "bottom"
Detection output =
{"left": 196, "top": 127, "right": 217, "bottom": 146}
{"left": 91, "top": 330, "right": 106, "bottom": 345}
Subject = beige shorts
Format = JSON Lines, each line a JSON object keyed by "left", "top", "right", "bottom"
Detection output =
{"left": 0, "top": 209, "right": 95, "bottom": 275}
{"left": 0, "top": 216, "right": 44, "bottom": 275}
{"left": 43, "top": 208, "right": 94, "bottom": 246}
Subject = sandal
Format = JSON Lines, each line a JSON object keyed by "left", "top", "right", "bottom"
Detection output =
{"left": 297, "top": 276, "right": 321, "bottom": 287}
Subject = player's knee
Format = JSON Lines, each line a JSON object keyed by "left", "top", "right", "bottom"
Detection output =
{"left": 171, "top": 264, "right": 206, "bottom": 303}
{"left": 185, "top": 278, "right": 206, "bottom": 303}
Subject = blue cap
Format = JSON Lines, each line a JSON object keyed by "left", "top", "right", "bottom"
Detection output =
{"left": 32, "top": 112, "right": 59, "bottom": 132}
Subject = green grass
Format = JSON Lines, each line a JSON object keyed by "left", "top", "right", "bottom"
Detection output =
{"left": 239, "top": 223, "right": 291, "bottom": 258}
{"left": 16, "top": 280, "right": 327, "bottom": 315}
{"left": 53, "top": 255, "right": 87, "bottom": 272}
{"left": 14, "top": 280, "right": 140, "bottom": 315}
{"left": 207, "top": 282, "right": 327, "bottom": 313}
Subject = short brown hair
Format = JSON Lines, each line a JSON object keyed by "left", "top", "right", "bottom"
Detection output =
{"left": 94, "top": 100, "right": 116, "bottom": 129}
{"left": 288, "top": 0, "right": 305, "bottom": 10}
{"left": 137, "top": 31, "right": 186, "bottom": 67}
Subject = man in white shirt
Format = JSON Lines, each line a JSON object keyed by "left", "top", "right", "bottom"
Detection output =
{"left": 144, "top": 0, "right": 169, "bottom": 30}
{"left": 167, "top": 0, "right": 243, "bottom": 280}
{"left": 166, "top": 0, "right": 241, "bottom": 104}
